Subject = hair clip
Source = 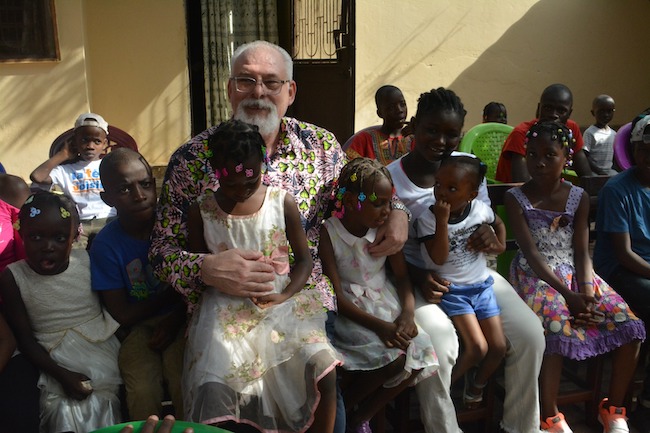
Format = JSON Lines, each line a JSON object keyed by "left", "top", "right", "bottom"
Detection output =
{"left": 336, "top": 187, "right": 346, "bottom": 200}
{"left": 357, "top": 201, "right": 362, "bottom": 211}
{"left": 29, "top": 207, "right": 41, "bottom": 218}
{"left": 235, "top": 163, "right": 244, "bottom": 173}
{"left": 245, "top": 169, "right": 253, "bottom": 178}
{"left": 358, "top": 192, "right": 366, "bottom": 202}
{"left": 369, "top": 192, "right": 377, "bottom": 202}
{"left": 350, "top": 173, "right": 358, "bottom": 182}
{"left": 60, "top": 207, "right": 71, "bottom": 219}
{"left": 13, "top": 220, "right": 20, "bottom": 231}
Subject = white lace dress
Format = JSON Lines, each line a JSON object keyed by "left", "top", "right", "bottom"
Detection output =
{"left": 7, "top": 249, "right": 121, "bottom": 433}
{"left": 183, "top": 187, "right": 341, "bottom": 432}
{"left": 323, "top": 217, "right": 439, "bottom": 387}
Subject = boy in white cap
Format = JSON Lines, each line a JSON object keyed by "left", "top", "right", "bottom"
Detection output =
{"left": 30, "top": 113, "right": 117, "bottom": 248}
{"left": 594, "top": 111, "right": 650, "bottom": 432}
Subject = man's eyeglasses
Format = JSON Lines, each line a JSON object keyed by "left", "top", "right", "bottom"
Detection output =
{"left": 230, "top": 77, "right": 290, "bottom": 95}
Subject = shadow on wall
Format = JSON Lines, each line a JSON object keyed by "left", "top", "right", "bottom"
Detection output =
{"left": 449, "top": 0, "right": 650, "bottom": 128}
{"left": 358, "top": 0, "right": 649, "bottom": 132}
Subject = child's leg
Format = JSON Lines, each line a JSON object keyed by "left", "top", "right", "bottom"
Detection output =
{"left": 349, "top": 368, "right": 423, "bottom": 429}
{"left": 450, "top": 314, "right": 488, "bottom": 384}
{"left": 342, "top": 356, "right": 406, "bottom": 411}
{"left": 540, "top": 354, "right": 563, "bottom": 419}
{"left": 474, "top": 315, "right": 507, "bottom": 388}
{"left": 607, "top": 340, "right": 641, "bottom": 407}
{"left": 310, "top": 369, "right": 337, "bottom": 433}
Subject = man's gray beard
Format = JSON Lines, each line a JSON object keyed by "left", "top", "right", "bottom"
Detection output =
{"left": 234, "top": 103, "right": 281, "bottom": 138}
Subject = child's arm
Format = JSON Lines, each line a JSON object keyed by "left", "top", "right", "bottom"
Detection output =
{"left": 423, "top": 201, "right": 450, "bottom": 265}
{"left": 0, "top": 312, "right": 16, "bottom": 372}
{"left": 29, "top": 138, "right": 76, "bottom": 184}
{"left": 319, "top": 225, "right": 409, "bottom": 349}
{"left": 0, "top": 270, "right": 93, "bottom": 400}
{"left": 187, "top": 202, "right": 210, "bottom": 253}
{"left": 486, "top": 214, "right": 507, "bottom": 255}
{"left": 572, "top": 191, "right": 599, "bottom": 312}
{"left": 254, "top": 193, "right": 312, "bottom": 308}
{"left": 387, "top": 251, "right": 418, "bottom": 340}
{"left": 504, "top": 191, "right": 592, "bottom": 317}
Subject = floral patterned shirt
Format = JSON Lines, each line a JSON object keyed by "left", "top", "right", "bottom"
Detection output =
{"left": 150, "top": 117, "right": 347, "bottom": 313}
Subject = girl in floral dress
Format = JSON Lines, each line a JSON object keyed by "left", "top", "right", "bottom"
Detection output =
{"left": 319, "top": 157, "right": 438, "bottom": 433}
{"left": 504, "top": 121, "right": 646, "bottom": 433}
{"left": 185, "top": 120, "right": 341, "bottom": 433}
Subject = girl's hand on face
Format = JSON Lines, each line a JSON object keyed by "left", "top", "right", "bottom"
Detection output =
{"left": 432, "top": 200, "right": 450, "bottom": 222}
{"left": 394, "top": 312, "right": 418, "bottom": 340}
{"left": 59, "top": 370, "right": 93, "bottom": 400}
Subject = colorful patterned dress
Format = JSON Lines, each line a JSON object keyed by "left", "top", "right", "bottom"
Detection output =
{"left": 183, "top": 186, "right": 341, "bottom": 432}
{"left": 324, "top": 217, "right": 438, "bottom": 386}
{"left": 508, "top": 185, "right": 645, "bottom": 360}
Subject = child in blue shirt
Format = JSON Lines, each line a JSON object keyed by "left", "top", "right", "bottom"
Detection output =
{"left": 90, "top": 148, "right": 186, "bottom": 420}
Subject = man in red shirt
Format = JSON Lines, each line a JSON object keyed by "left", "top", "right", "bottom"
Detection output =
{"left": 495, "top": 83, "right": 592, "bottom": 182}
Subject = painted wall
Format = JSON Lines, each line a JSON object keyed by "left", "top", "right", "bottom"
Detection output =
{"left": 0, "top": 0, "right": 190, "bottom": 181}
{"left": 83, "top": 0, "right": 190, "bottom": 167}
{"left": 0, "top": 0, "right": 89, "bottom": 181}
{"left": 354, "top": 0, "right": 650, "bottom": 134}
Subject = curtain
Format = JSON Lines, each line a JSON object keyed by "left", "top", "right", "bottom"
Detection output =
{"left": 201, "top": 0, "right": 279, "bottom": 126}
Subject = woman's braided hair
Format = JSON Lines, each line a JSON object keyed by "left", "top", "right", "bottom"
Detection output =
{"left": 415, "top": 87, "right": 467, "bottom": 121}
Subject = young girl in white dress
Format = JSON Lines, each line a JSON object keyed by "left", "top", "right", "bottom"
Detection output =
{"left": 185, "top": 119, "right": 341, "bottom": 433}
{"left": 0, "top": 191, "right": 121, "bottom": 433}
{"left": 319, "top": 157, "right": 438, "bottom": 433}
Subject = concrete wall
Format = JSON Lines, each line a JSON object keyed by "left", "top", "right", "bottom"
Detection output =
{"left": 354, "top": 0, "right": 650, "bottom": 133}
{"left": 0, "top": 0, "right": 190, "bottom": 181}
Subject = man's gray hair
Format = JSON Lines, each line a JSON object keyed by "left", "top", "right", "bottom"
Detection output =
{"left": 230, "top": 40, "right": 293, "bottom": 80}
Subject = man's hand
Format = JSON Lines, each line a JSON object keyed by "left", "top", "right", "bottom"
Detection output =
{"left": 201, "top": 249, "right": 275, "bottom": 297}
{"left": 120, "top": 415, "right": 193, "bottom": 433}
{"left": 368, "top": 207, "right": 408, "bottom": 257}
{"left": 467, "top": 223, "right": 499, "bottom": 253}
{"left": 418, "top": 270, "right": 450, "bottom": 304}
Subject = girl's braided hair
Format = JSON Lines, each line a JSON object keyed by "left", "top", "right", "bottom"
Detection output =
{"left": 525, "top": 121, "right": 575, "bottom": 152}
{"left": 439, "top": 155, "right": 487, "bottom": 190}
{"left": 337, "top": 157, "right": 393, "bottom": 195}
{"left": 332, "top": 158, "right": 394, "bottom": 217}
{"left": 207, "top": 119, "right": 266, "bottom": 168}
{"left": 18, "top": 190, "right": 80, "bottom": 232}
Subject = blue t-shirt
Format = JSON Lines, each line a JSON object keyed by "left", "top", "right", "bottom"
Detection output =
{"left": 90, "top": 219, "right": 165, "bottom": 303}
{"left": 594, "top": 169, "right": 650, "bottom": 279}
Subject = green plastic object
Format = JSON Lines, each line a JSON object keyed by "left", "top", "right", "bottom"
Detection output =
{"left": 459, "top": 122, "right": 514, "bottom": 183}
{"left": 91, "top": 420, "right": 229, "bottom": 433}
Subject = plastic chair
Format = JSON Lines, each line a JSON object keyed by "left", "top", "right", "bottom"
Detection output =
{"left": 459, "top": 123, "right": 514, "bottom": 183}
{"left": 613, "top": 122, "right": 633, "bottom": 171}
{"left": 91, "top": 419, "right": 229, "bottom": 433}
{"left": 49, "top": 125, "right": 138, "bottom": 159}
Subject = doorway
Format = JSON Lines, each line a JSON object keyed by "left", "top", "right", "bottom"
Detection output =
{"left": 185, "top": 0, "right": 355, "bottom": 144}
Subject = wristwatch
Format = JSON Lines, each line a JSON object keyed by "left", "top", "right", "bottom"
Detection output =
{"left": 391, "top": 200, "right": 412, "bottom": 221}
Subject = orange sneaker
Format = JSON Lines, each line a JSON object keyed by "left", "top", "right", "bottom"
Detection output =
{"left": 598, "top": 399, "right": 629, "bottom": 433}
{"left": 541, "top": 412, "right": 573, "bottom": 433}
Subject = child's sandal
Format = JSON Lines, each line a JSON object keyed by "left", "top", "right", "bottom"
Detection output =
{"left": 463, "top": 370, "right": 486, "bottom": 409}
